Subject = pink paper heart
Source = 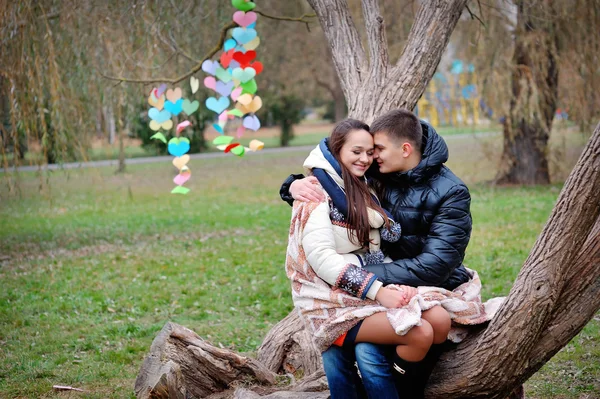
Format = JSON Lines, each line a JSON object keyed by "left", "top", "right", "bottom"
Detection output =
{"left": 236, "top": 126, "right": 245, "bottom": 138}
{"left": 233, "top": 11, "right": 257, "bottom": 28}
{"left": 230, "top": 87, "right": 243, "bottom": 101}
{"left": 156, "top": 83, "right": 167, "bottom": 97}
{"left": 173, "top": 172, "right": 191, "bottom": 186}
{"left": 218, "top": 111, "right": 229, "bottom": 122}
{"left": 176, "top": 120, "right": 192, "bottom": 134}
{"left": 204, "top": 76, "right": 216, "bottom": 90}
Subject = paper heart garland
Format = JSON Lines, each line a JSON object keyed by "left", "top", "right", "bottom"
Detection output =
{"left": 168, "top": 137, "right": 191, "bottom": 157}
{"left": 166, "top": 88, "right": 182, "bottom": 102}
{"left": 190, "top": 77, "right": 199, "bottom": 94}
{"left": 172, "top": 154, "right": 190, "bottom": 169}
{"left": 233, "top": 11, "right": 257, "bottom": 27}
{"left": 149, "top": 119, "right": 173, "bottom": 131}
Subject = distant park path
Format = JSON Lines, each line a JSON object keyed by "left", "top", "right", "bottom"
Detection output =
{"left": 2, "top": 131, "right": 499, "bottom": 173}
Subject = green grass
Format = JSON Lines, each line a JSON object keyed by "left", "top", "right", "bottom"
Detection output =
{"left": 0, "top": 131, "right": 597, "bottom": 398}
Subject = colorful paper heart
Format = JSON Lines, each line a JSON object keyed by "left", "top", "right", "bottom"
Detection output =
{"left": 171, "top": 186, "right": 190, "bottom": 195}
{"left": 173, "top": 168, "right": 191, "bottom": 186}
{"left": 150, "top": 132, "right": 167, "bottom": 144}
{"left": 220, "top": 49, "right": 235, "bottom": 68}
{"left": 249, "top": 139, "right": 264, "bottom": 151}
{"left": 224, "top": 39, "right": 237, "bottom": 52}
{"left": 243, "top": 115, "right": 261, "bottom": 131}
{"left": 229, "top": 60, "right": 241, "bottom": 70}
{"left": 233, "top": 11, "right": 257, "bottom": 28}
{"left": 182, "top": 99, "right": 199, "bottom": 115}
{"left": 236, "top": 93, "right": 253, "bottom": 106}
{"left": 190, "top": 77, "right": 200, "bottom": 94}
{"left": 231, "top": 0, "right": 256, "bottom": 12}
{"left": 215, "top": 80, "right": 234, "bottom": 97}
{"left": 172, "top": 154, "right": 190, "bottom": 169}
{"left": 168, "top": 137, "right": 191, "bottom": 157}
{"left": 236, "top": 126, "right": 245, "bottom": 138}
{"left": 204, "top": 76, "right": 217, "bottom": 90}
{"left": 201, "top": 60, "right": 219, "bottom": 75}
{"left": 149, "top": 119, "right": 173, "bottom": 131}
{"left": 215, "top": 67, "right": 232, "bottom": 83}
{"left": 164, "top": 99, "right": 183, "bottom": 116}
{"left": 148, "top": 107, "right": 171, "bottom": 123}
{"left": 232, "top": 50, "right": 256, "bottom": 67}
{"left": 228, "top": 109, "right": 244, "bottom": 117}
{"left": 236, "top": 95, "right": 262, "bottom": 114}
{"left": 232, "top": 67, "right": 256, "bottom": 83}
{"left": 166, "top": 88, "right": 182, "bottom": 102}
{"left": 247, "top": 21, "right": 256, "bottom": 29}
{"left": 250, "top": 61, "right": 263, "bottom": 75}
{"left": 230, "top": 86, "right": 243, "bottom": 101}
{"left": 232, "top": 27, "right": 257, "bottom": 44}
{"left": 148, "top": 93, "right": 165, "bottom": 110}
{"left": 213, "top": 123, "right": 224, "bottom": 134}
{"left": 240, "top": 79, "right": 257, "bottom": 94}
{"left": 176, "top": 120, "right": 192, "bottom": 134}
{"left": 243, "top": 36, "right": 260, "bottom": 50}
{"left": 230, "top": 144, "right": 245, "bottom": 156}
{"left": 156, "top": 84, "right": 167, "bottom": 97}
{"left": 213, "top": 135, "right": 234, "bottom": 146}
{"left": 206, "top": 96, "right": 230, "bottom": 114}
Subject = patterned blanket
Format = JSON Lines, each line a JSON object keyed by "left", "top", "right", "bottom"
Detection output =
{"left": 285, "top": 201, "right": 505, "bottom": 352}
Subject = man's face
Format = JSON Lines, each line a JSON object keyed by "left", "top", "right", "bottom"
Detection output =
{"left": 373, "top": 132, "right": 409, "bottom": 174}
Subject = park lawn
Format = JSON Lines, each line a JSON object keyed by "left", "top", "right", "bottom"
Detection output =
{"left": 0, "top": 131, "right": 598, "bottom": 398}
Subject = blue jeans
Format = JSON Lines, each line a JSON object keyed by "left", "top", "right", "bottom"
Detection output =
{"left": 322, "top": 343, "right": 398, "bottom": 399}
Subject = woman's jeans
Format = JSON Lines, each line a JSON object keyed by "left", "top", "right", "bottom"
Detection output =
{"left": 322, "top": 343, "right": 399, "bottom": 399}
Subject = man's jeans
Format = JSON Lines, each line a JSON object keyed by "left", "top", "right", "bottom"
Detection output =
{"left": 322, "top": 343, "right": 398, "bottom": 399}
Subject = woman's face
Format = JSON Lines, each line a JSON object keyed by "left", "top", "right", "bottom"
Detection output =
{"left": 339, "top": 129, "right": 374, "bottom": 177}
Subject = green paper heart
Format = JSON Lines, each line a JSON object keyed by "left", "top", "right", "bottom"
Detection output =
{"left": 240, "top": 79, "right": 257, "bottom": 94}
{"left": 228, "top": 109, "right": 244, "bottom": 117}
{"left": 213, "top": 135, "right": 234, "bottom": 146}
{"left": 150, "top": 132, "right": 167, "bottom": 144}
{"left": 182, "top": 99, "right": 199, "bottom": 115}
{"left": 171, "top": 186, "right": 190, "bottom": 195}
{"left": 232, "top": 0, "right": 255, "bottom": 12}
{"left": 230, "top": 145, "right": 245, "bottom": 156}
{"left": 215, "top": 67, "right": 232, "bottom": 83}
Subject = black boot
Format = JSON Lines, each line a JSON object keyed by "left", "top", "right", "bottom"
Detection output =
{"left": 391, "top": 354, "right": 425, "bottom": 399}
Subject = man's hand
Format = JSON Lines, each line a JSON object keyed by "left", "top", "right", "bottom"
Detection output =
{"left": 375, "top": 287, "right": 412, "bottom": 308}
{"left": 290, "top": 176, "right": 324, "bottom": 203}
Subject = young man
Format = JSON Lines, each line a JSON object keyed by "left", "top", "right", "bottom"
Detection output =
{"left": 280, "top": 109, "right": 472, "bottom": 398}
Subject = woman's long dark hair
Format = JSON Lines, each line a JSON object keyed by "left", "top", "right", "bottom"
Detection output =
{"left": 329, "top": 119, "right": 389, "bottom": 247}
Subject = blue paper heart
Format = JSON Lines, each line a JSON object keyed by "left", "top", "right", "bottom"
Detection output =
{"left": 224, "top": 39, "right": 237, "bottom": 52}
{"left": 167, "top": 138, "right": 190, "bottom": 157}
{"left": 243, "top": 115, "right": 261, "bottom": 131}
{"left": 201, "top": 60, "right": 220, "bottom": 75}
{"left": 164, "top": 99, "right": 183, "bottom": 116}
{"left": 247, "top": 22, "right": 256, "bottom": 29}
{"left": 229, "top": 60, "right": 241, "bottom": 69}
{"left": 215, "top": 80, "right": 234, "bottom": 97}
{"left": 232, "top": 27, "right": 257, "bottom": 44}
{"left": 148, "top": 107, "right": 171, "bottom": 123}
{"left": 213, "top": 123, "right": 224, "bottom": 134}
{"left": 206, "top": 96, "right": 230, "bottom": 114}
{"left": 234, "top": 45, "right": 247, "bottom": 53}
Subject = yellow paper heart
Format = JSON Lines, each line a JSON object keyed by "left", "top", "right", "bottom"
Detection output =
{"left": 244, "top": 36, "right": 260, "bottom": 51}
{"left": 246, "top": 96, "right": 262, "bottom": 113}
{"left": 237, "top": 94, "right": 253, "bottom": 106}
{"left": 166, "top": 87, "right": 182, "bottom": 102}
{"left": 148, "top": 94, "right": 165, "bottom": 110}
{"left": 249, "top": 139, "right": 264, "bottom": 151}
{"left": 149, "top": 119, "right": 173, "bottom": 131}
{"left": 172, "top": 154, "right": 190, "bottom": 170}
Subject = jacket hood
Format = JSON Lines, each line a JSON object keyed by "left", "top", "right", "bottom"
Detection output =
{"left": 303, "top": 139, "right": 344, "bottom": 187}
{"left": 388, "top": 120, "right": 449, "bottom": 184}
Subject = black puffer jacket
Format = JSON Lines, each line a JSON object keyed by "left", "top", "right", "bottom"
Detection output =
{"left": 364, "top": 121, "right": 472, "bottom": 290}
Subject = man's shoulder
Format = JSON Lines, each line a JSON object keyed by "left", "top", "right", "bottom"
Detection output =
{"left": 430, "top": 166, "right": 470, "bottom": 196}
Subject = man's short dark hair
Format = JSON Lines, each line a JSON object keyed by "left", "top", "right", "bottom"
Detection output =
{"left": 370, "top": 109, "right": 423, "bottom": 151}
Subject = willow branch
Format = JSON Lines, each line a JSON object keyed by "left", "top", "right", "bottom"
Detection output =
{"left": 100, "top": 21, "right": 236, "bottom": 85}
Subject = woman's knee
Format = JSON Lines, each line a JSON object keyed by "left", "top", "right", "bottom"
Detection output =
{"left": 423, "top": 306, "right": 451, "bottom": 343}
{"left": 411, "top": 320, "right": 434, "bottom": 356}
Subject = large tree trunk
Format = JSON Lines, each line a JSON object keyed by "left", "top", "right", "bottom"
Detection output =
{"left": 496, "top": 0, "right": 559, "bottom": 185}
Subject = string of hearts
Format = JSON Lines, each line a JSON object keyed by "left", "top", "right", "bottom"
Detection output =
{"left": 147, "top": 84, "right": 197, "bottom": 195}
{"left": 200, "top": 0, "right": 265, "bottom": 156}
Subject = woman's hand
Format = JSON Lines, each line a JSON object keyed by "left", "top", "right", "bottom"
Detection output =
{"left": 375, "top": 287, "right": 411, "bottom": 308}
{"left": 399, "top": 285, "right": 417, "bottom": 302}
{"left": 290, "top": 176, "right": 324, "bottom": 203}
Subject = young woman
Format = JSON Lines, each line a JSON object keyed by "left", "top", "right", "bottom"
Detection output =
{"left": 284, "top": 119, "right": 451, "bottom": 397}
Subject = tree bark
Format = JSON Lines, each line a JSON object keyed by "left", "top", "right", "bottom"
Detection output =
{"left": 306, "top": 0, "right": 468, "bottom": 123}
{"left": 496, "top": 0, "right": 558, "bottom": 185}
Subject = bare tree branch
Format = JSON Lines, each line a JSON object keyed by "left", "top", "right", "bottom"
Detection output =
{"left": 255, "top": 10, "right": 316, "bottom": 23}
{"left": 361, "top": 0, "right": 389, "bottom": 84}
{"left": 100, "top": 21, "right": 236, "bottom": 85}
{"left": 466, "top": 4, "right": 486, "bottom": 27}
